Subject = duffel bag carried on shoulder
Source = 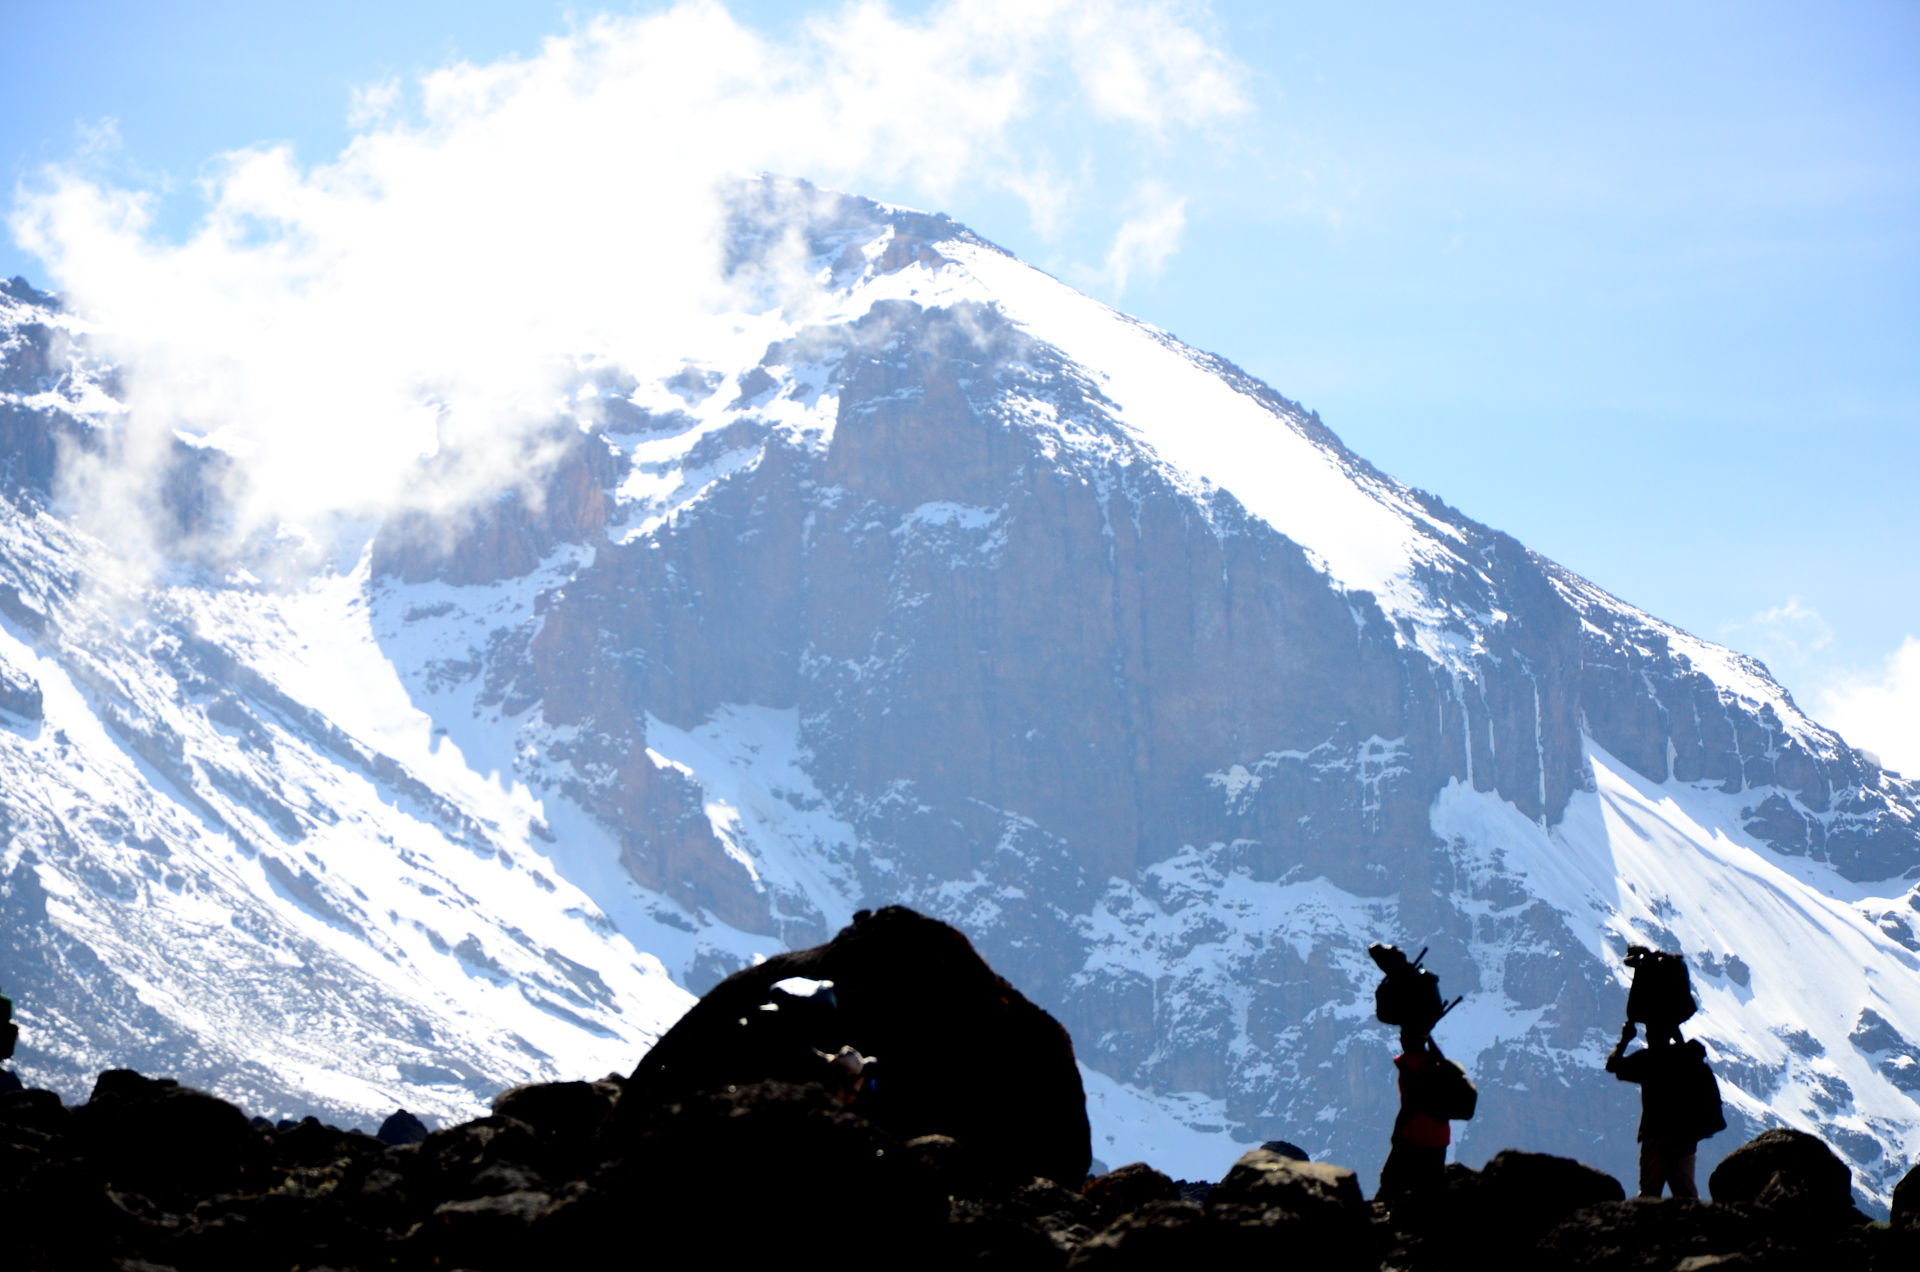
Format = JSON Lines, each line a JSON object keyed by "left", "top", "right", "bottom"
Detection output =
{"left": 1423, "top": 1054, "right": 1479, "bottom": 1122}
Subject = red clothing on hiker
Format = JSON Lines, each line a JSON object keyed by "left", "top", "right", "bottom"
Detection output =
{"left": 1393, "top": 1048, "right": 1451, "bottom": 1147}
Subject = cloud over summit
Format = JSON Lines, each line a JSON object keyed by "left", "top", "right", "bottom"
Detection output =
{"left": 9, "top": 0, "right": 1247, "bottom": 550}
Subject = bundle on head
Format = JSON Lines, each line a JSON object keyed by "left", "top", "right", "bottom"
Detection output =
{"left": 1623, "top": 945, "right": 1697, "bottom": 1031}
{"left": 1368, "top": 943, "right": 1456, "bottom": 1031}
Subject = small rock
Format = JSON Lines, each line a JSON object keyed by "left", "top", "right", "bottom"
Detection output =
{"left": 1083, "top": 1162, "right": 1180, "bottom": 1217}
{"left": 375, "top": 1108, "right": 428, "bottom": 1145}
{"left": 1209, "top": 1147, "right": 1366, "bottom": 1213}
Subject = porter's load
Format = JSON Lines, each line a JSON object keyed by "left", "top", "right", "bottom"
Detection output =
{"left": 1368, "top": 943, "right": 1460, "bottom": 1030}
{"left": 1421, "top": 1052, "right": 1479, "bottom": 1122}
{"left": 1623, "top": 945, "right": 1697, "bottom": 1030}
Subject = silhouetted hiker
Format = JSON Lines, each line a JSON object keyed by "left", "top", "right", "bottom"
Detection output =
{"left": 1370, "top": 944, "right": 1477, "bottom": 1205}
{"left": 1607, "top": 946, "right": 1726, "bottom": 1198}
{"left": 0, "top": 991, "right": 21, "bottom": 1092}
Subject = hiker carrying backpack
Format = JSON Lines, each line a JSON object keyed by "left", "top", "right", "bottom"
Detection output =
{"left": 1607, "top": 946, "right": 1723, "bottom": 1198}
{"left": 1369, "top": 943, "right": 1475, "bottom": 1206}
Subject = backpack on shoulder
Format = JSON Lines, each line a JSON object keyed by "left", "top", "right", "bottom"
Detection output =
{"left": 1369, "top": 944, "right": 1460, "bottom": 1029}
{"left": 1623, "top": 946, "right": 1697, "bottom": 1029}
{"left": 1422, "top": 1052, "right": 1479, "bottom": 1122}
{"left": 1678, "top": 1042, "right": 1727, "bottom": 1142}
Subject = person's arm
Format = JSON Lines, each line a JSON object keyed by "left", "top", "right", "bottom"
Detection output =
{"left": 1605, "top": 1022, "right": 1635, "bottom": 1075}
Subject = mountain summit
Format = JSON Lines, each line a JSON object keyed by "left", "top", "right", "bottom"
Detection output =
{"left": 2, "top": 182, "right": 1917, "bottom": 1202}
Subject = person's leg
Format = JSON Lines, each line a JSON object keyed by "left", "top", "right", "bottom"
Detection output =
{"left": 1666, "top": 1144, "right": 1698, "bottom": 1199}
{"left": 1378, "top": 1141, "right": 1412, "bottom": 1205}
{"left": 1638, "top": 1138, "right": 1666, "bottom": 1198}
{"left": 1379, "top": 1142, "right": 1445, "bottom": 1206}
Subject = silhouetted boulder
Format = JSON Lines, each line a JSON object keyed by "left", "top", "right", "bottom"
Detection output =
{"left": 0, "top": 1085, "right": 68, "bottom": 1137}
{"left": 492, "top": 1079, "right": 617, "bottom": 1175}
{"left": 414, "top": 1115, "right": 550, "bottom": 1204}
{"left": 1479, "top": 1148, "right": 1625, "bottom": 1241}
{"left": 1894, "top": 1160, "right": 1920, "bottom": 1228}
{"left": 1083, "top": 1162, "right": 1180, "bottom": 1217}
{"left": 1259, "top": 1138, "right": 1309, "bottom": 1160}
{"left": 627, "top": 906, "right": 1090, "bottom": 1186}
{"left": 1709, "top": 1128, "right": 1852, "bottom": 1208}
{"left": 76, "top": 1069, "right": 266, "bottom": 1208}
{"left": 375, "top": 1107, "right": 428, "bottom": 1145}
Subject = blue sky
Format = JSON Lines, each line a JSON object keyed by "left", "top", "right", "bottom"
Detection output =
{"left": 3, "top": 1, "right": 1916, "bottom": 767}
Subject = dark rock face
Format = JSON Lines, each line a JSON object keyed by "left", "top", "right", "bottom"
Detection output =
{"left": 630, "top": 906, "right": 1090, "bottom": 1186}
{"left": 0, "top": 661, "right": 39, "bottom": 720}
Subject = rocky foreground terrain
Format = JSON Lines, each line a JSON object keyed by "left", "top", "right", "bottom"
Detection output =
{"left": 3, "top": 909, "right": 1917, "bottom": 1271}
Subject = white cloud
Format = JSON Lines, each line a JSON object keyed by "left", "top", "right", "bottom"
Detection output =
{"left": 1725, "top": 594, "right": 1834, "bottom": 673}
{"left": 347, "top": 77, "right": 403, "bottom": 129}
{"left": 7, "top": 0, "right": 1248, "bottom": 556}
{"left": 1103, "top": 178, "right": 1187, "bottom": 293}
{"left": 1818, "top": 637, "right": 1920, "bottom": 778}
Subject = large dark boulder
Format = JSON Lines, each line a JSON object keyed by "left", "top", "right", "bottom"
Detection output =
{"left": 75, "top": 1069, "right": 268, "bottom": 1208}
{"left": 492, "top": 1078, "right": 618, "bottom": 1176}
{"left": 1894, "top": 1159, "right": 1920, "bottom": 1229}
{"left": 627, "top": 905, "right": 1090, "bottom": 1185}
{"left": 1709, "top": 1128, "right": 1852, "bottom": 1208}
{"left": 1478, "top": 1148, "right": 1625, "bottom": 1243}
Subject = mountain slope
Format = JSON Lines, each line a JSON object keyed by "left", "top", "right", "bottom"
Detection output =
{"left": 2, "top": 187, "right": 1917, "bottom": 1202}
